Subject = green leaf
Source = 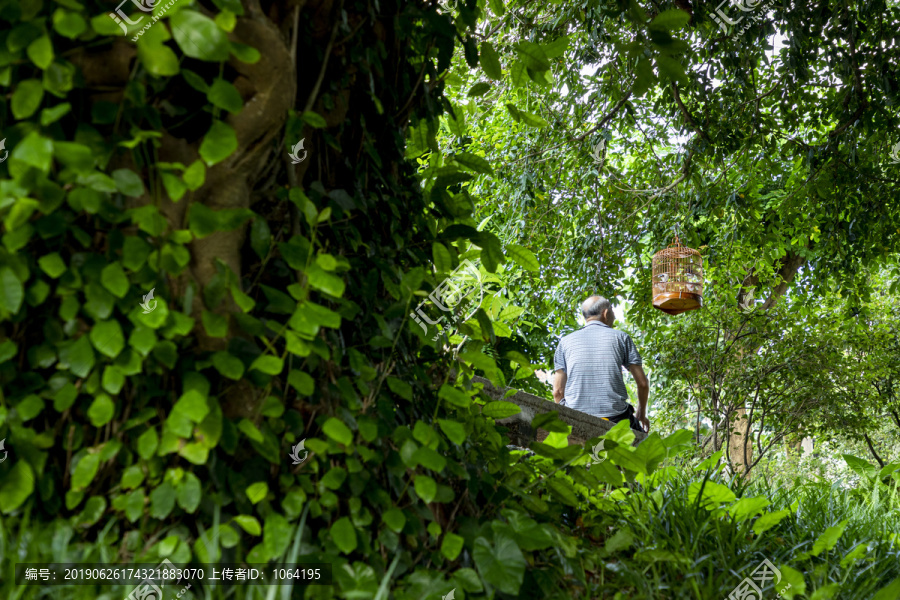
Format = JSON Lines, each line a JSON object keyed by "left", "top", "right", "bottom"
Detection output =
{"left": 207, "top": 78, "right": 243, "bottom": 113}
{"left": 482, "top": 401, "right": 521, "bottom": 419}
{"left": 72, "top": 454, "right": 100, "bottom": 491}
{"left": 250, "top": 218, "right": 271, "bottom": 259}
{"left": 38, "top": 253, "right": 67, "bottom": 278}
{"left": 100, "top": 263, "right": 130, "bottom": 298}
{"left": 137, "top": 428, "right": 159, "bottom": 460}
{"left": 843, "top": 454, "right": 878, "bottom": 479}
{"left": 542, "top": 35, "right": 570, "bottom": 58}
{"left": 322, "top": 417, "right": 353, "bottom": 446}
{"left": 506, "top": 243, "right": 539, "bottom": 271}
{"left": 656, "top": 55, "right": 688, "bottom": 85}
{"left": 476, "top": 231, "right": 505, "bottom": 273}
{"left": 112, "top": 169, "right": 145, "bottom": 197}
{"left": 173, "top": 390, "right": 210, "bottom": 423}
{"left": 0, "top": 461, "right": 35, "bottom": 514}
{"left": 441, "top": 532, "right": 465, "bottom": 560}
{"left": 505, "top": 103, "right": 549, "bottom": 128}
{"left": 467, "top": 82, "right": 492, "bottom": 97}
{"left": 728, "top": 496, "right": 770, "bottom": 522}
{"left": 15, "top": 395, "right": 44, "bottom": 421}
{"left": 604, "top": 528, "right": 634, "bottom": 553}
{"left": 234, "top": 515, "right": 262, "bottom": 535}
{"left": 183, "top": 160, "right": 206, "bottom": 190}
{"left": 201, "top": 310, "right": 228, "bottom": 337}
{"left": 250, "top": 355, "right": 283, "bottom": 375}
{"left": 0, "top": 339, "right": 17, "bottom": 364}
{"left": 264, "top": 512, "right": 292, "bottom": 558}
{"left": 10, "top": 131, "right": 53, "bottom": 173}
{"left": 59, "top": 336, "right": 95, "bottom": 378}
{"left": 170, "top": 10, "right": 231, "bottom": 61}
{"left": 382, "top": 508, "right": 406, "bottom": 533}
{"left": 124, "top": 488, "right": 145, "bottom": 522}
{"left": 150, "top": 482, "right": 176, "bottom": 519}
{"left": 12, "top": 79, "right": 44, "bottom": 119}
{"left": 432, "top": 242, "right": 452, "bottom": 274}
{"left": 515, "top": 41, "right": 550, "bottom": 71}
{"left": 177, "top": 472, "right": 202, "bottom": 512}
{"left": 301, "top": 111, "right": 328, "bottom": 128}
{"left": 753, "top": 509, "right": 792, "bottom": 535}
{"left": 53, "top": 9, "right": 88, "bottom": 39}
{"left": 414, "top": 475, "right": 437, "bottom": 503}
{"left": 134, "top": 23, "right": 180, "bottom": 77}
{"left": 41, "top": 102, "right": 72, "bottom": 126}
{"left": 305, "top": 262, "right": 345, "bottom": 297}
{"left": 199, "top": 121, "right": 238, "bottom": 166}
{"left": 211, "top": 351, "right": 244, "bottom": 380}
{"left": 454, "top": 152, "right": 494, "bottom": 175}
{"left": 777, "top": 565, "right": 806, "bottom": 599}
{"left": 810, "top": 520, "right": 848, "bottom": 556}
{"left": 288, "top": 370, "right": 314, "bottom": 395}
{"left": 87, "top": 394, "right": 115, "bottom": 427}
{"left": 437, "top": 419, "right": 466, "bottom": 445}
{"left": 412, "top": 447, "right": 446, "bottom": 472}
{"left": 188, "top": 202, "right": 253, "bottom": 238}
{"left": 873, "top": 579, "right": 900, "bottom": 600}
{"left": 229, "top": 41, "right": 261, "bottom": 63}
{"left": 840, "top": 542, "right": 868, "bottom": 568}
{"left": 0, "top": 268, "right": 24, "bottom": 314}
{"left": 386, "top": 376, "right": 413, "bottom": 400}
{"left": 473, "top": 535, "right": 526, "bottom": 595}
{"left": 652, "top": 8, "right": 691, "bottom": 30}
{"left": 27, "top": 35, "right": 54, "bottom": 69}
{"left": 330, "top": 516, "right": 357, "bottom": 554}
{"left": 90, "top": 320, "right": 125, "bottom": 358}
{"left": 438, "top": 384, "right": 471, "bottom": 408}
{"left": 479, "top": 42, "right": 503, "bottom": 80}
{"left": 687, "top": 481, "right": 736, "bottom": 509}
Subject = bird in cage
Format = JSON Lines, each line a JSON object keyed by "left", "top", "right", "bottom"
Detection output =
{"left": 654, "top": 272, "right": 669, "bottom": 283}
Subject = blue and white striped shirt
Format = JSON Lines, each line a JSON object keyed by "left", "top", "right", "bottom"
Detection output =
{"left": 553, "top": 321, "right": 643, "bottom": 418}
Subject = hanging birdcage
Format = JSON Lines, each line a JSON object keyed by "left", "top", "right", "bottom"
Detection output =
{"left": 651, "top": 235, "right": 704, "bottom": 315}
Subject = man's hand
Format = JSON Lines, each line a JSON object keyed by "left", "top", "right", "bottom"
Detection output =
{"left": 627, "top": 364, "right": 650, "bottom": 432}
{"left": 635, "top": 409, "right": 650, "bottom": 433}
{"left": 552, "top": 369, "right": 567, "bottom": 404}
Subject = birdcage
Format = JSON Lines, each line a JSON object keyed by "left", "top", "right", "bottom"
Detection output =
{"left": 651, "top": 235, "right": 703, "bottom": 315}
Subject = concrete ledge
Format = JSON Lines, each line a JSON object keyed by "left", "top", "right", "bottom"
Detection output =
{"left": 473, "top": 376, "right": 647, "bottom": 447}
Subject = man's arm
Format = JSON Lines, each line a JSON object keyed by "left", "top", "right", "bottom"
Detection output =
{"left": 552, "top": 369, "right": 567, "bottom": 404}
{"left": 627, "top": 364, "right": 650, "bottom": 432}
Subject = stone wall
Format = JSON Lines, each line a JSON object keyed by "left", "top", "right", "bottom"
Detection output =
{"left": 473, "top": 376, "right": 647, "bottom": 447}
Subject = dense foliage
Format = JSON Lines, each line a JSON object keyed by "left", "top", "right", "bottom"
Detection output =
{"left": 0, "top": 0, "right": 898, "bottom": 598}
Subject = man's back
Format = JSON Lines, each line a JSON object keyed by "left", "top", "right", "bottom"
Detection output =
{"left": 553, "top": 321, "right": 642, "bottom": 417}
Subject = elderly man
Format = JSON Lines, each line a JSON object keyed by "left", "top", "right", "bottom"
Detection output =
{"left": 552, "top": 296, "right": 650, "bottom": 432}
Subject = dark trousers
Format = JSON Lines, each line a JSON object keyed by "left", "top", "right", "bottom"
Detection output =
{"left": 607, "top": 404, "right": 643, "bottom": 431}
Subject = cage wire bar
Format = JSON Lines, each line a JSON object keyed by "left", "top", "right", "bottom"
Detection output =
{"left": 651, "top": 235, "right": 704, "bottom": 315}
